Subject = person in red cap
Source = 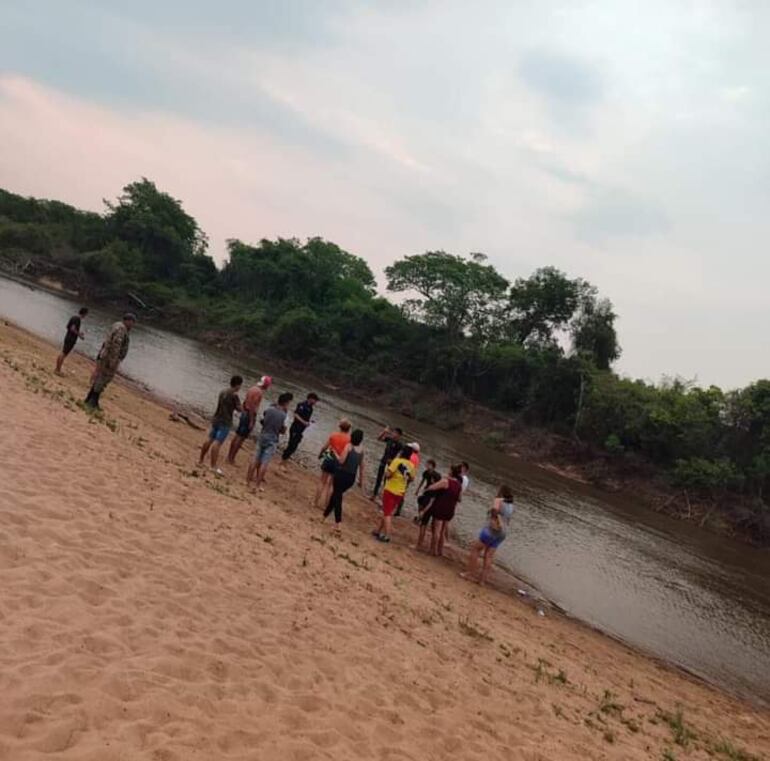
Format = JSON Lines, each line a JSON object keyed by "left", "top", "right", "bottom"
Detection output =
{"left": 227, "top": 375, "right": 272, "bottom": 464}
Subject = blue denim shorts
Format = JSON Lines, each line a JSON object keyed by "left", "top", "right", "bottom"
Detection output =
{"left": 208, "top": 423, "right": 231, "bottom": 444}
{"left": 479, "top": 527, "right": 505, "bottom": 549}
{"left": 256, "top": 436, "right": 279, "bottom": 465}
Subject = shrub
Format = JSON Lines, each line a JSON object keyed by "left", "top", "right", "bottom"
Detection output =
{"left": 269, "top": 307, "right": 324, "bottom": 360}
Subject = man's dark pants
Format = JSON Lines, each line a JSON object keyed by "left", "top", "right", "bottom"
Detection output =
{"left": 282, "top": 425, "right": 304, "bottom": 461}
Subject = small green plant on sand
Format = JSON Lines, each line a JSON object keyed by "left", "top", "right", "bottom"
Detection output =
{"left": 338, "top": 552, "right": 369, "bottom": 571}
{"left": 532, "top": 658, "right": 568, "bottom": 686}
{"left": 458, "top": 616, "right": 494, "bottom": 642}
{"left": 711, "top": 739, "right": 760, "bottom": 761}
{"left": 662, "top": 749, "right": 677, "bottom": 761}
{"left": 657, "top": 708, "right": 696, "bottom": 748}
{"left": 599, "top": 689, "right": 624, "bottom": 717}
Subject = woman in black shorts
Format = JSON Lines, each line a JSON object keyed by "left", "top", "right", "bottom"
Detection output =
{"left": 323, "top": 429, "right": 365, "bottom": 528}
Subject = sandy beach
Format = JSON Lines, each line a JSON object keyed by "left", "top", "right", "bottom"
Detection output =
{"left": 0, "top": 321, "right": 767, "bottom": 761}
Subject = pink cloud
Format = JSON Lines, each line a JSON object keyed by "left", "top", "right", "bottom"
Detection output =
{"left": 0, "top": 75, "right": 426, "bottom": 269}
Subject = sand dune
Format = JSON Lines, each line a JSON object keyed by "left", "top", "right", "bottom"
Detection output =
{"left": 0, "top": 322, "right": 767, "bottom": 760}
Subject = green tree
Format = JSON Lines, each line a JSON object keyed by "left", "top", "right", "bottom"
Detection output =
{"left": 104, "top": 178, "right": 209, "bottom": 282}
{"left": 222, "top": 236, "right": 376, "bottom": 308}
{"left": 270, "top": 306, "right": 324, "bottom": 360}
{"left": 571, "top": 296, "right": 621, "bottom": 370}
{"left": 507, "top": 266, "right": 583, "bottom": 345}
{"left": 385, "top": 251, "right": 509, "bottom": 342}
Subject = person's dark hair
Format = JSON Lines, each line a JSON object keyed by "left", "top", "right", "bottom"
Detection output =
{"left": 400, "top": 445, "right": 414, "bottom": 460}
{"left": 351, "top": 429, "right": 364, "bottom": 446}
{"left": 427, "top": 459, "right": 436, "bottom": 468}
{"left": 498, "top": 484, "right": 513, "bottom": 501}
{"left": 123, "top": 312, "right": 137, "bottom": 322}
{"left": 230, "top": 375, "right": 243, "bottom": 387}
{"left": 79, "top": 307, "right": 89, "bottom": 316}
{"left": 450, "top": 463, "right": 463, "bottom": 479}
{"left": 461, "top": 461, "right": 470, "bottom": 471}
{"left": 394, "top": 427, "right": 403, "bottom": 436}
{"left": 308, "top": 392, "right": 320, "bottom": 401}
{"left": 339, "top": 418, "right": 352, "bottom": 432}
{"left": 278, "top": 392, "right": 294, "bottom": 405}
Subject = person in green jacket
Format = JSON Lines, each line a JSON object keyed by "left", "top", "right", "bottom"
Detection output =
{"left": 84, "top": 313, "right": 136, "bottom": 409}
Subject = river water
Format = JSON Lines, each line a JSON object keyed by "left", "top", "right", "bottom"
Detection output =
{"left": 2, "top": 275, "right": 769, "bottom": 705}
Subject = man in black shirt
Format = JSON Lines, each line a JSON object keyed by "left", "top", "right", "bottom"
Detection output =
{"left": 370, "top": 426, "right": 403, "bottom": 499}
{"left": 281, "top": 393, "right": 319, "bottom": 464}
{"left": 55, "top": 307, "right": 88, "bottom": 374}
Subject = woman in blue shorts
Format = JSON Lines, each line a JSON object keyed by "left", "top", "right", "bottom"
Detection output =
{"left": 461, "top": 485, "right": 514, "bottom": 585}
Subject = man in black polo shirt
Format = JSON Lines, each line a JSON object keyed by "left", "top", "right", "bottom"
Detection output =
{"left": 281, "top": 393, "right": 319, "bottom": 464}
{"left": 370, "top": 426, "right": 403, "bottom": 499}
{"left": 55, "top": 307, "right": 88, "bottom": 374}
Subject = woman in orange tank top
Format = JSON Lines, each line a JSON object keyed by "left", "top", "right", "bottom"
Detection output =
{"left": 313, "top": 418, "right": 352, "bottom": 509}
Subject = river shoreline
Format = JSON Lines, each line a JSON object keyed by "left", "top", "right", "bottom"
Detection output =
{"left": 2, "top": 269, "right": 763, "bottom": 549}
{"left": 1, "top": 320, "right": 769, "bottom": 760}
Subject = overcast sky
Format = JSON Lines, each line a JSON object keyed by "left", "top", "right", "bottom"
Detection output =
{"left": 1, "top": 1, "right": 768, "bottom": 388}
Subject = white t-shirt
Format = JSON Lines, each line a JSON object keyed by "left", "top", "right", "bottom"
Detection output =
{"left": 461, "top": 475, "right": 470, "bottom": 492}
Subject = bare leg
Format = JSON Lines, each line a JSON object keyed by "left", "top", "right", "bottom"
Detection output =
{"left": 246, "top": 459, "right": 258, "bottom": 487}
{"left": 198, "top": 438, "right": 212, "bottom": 466}
{"left": 320, "top": 480, "right": 333, "bottom": 511}
{"left": 227, "top": 435, "right": 245, "bottom": 464}
{"left": 55, "top": 353, "right": 65, "bottom": 374}
{"left": 255, "top": 459, "right": 273, "bottom": 489}
{"left": 436, "top": 520, "right": 450, "bottom": 556}
{"left": 382, "top": 514, "right": 392, "bottom": 539}
{"left": 462, "top": 540, "right": 484, "bottom": 581}
{"left": 314, "top": 473, "right": 331, "bottom": 508}
{"left": 415, "top": 522, "right": 428, "bottom": 550}
{"left": 209, "top": 441, "right": 223, "bottom": 469}
{"left": 431, "top": 520, "right": 445, "bottom": 555}
{"left": 480, "top": 547, "right": 497, "bottom": 585}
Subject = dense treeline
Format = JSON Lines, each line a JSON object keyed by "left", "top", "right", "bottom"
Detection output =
{"left": 1, "top": 180, "right": 767, "bottom": 541}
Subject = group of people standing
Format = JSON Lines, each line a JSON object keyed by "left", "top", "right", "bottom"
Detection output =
{"left": 55, "top": 307, "right": 515, "bottom": 585}
{"left": 372, "top": 437, "right": 514, "bottom": 584}
{"left": 197, "top": 381, "right": 366, "bottom": 524}
{"left": 369, "top": 427, "right": 472, "bottom": 554}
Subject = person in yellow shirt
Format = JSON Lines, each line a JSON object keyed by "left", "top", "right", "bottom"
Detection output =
{"left": 372, "top": 445, "right": 415, "bottom": 543}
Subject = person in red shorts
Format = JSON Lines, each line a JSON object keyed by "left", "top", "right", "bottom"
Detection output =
{"left": 373, "top": 445, "right": 414, "bottom": 543}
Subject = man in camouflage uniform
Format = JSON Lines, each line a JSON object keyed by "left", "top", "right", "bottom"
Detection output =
{"left": 84, "top": 313, "right": 137, "bottom": 409}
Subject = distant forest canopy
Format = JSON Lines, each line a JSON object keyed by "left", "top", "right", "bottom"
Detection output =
{"left": 1, "top": 179, "right": 768, "bottom": 541}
